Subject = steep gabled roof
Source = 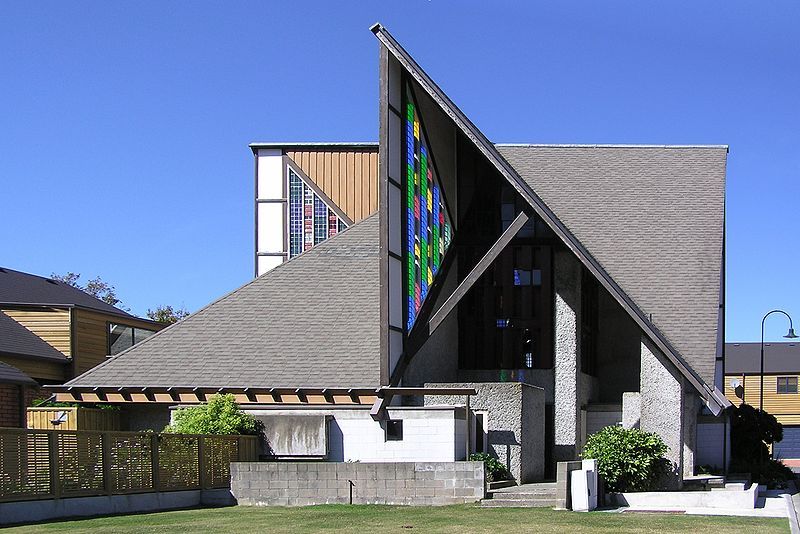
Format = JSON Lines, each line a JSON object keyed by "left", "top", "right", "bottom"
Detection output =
{"left": 64, "top": 215, "right": 381, "bottom": 390}
{"left": 372, "top": 24, "right": 728, "bottom": 413}
{"left": 0, "top": 310, "right": 68, "bottom": 362}
{"left": 0, "top": 267, "right": 136, "bottom": 318}
{"left": 497, "top": 145, "right": 726, "bottom": 385}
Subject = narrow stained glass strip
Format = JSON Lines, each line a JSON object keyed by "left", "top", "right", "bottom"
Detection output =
{"left": 287, "top": 166, "right": 347, "bottom": 258}
{"left": 403, "top": 91, "right": 453, "bottom": 331}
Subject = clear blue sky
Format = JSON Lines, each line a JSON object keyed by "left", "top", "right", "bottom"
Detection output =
{"left": 1, "top": 2, "right": 797, "bottom": 342}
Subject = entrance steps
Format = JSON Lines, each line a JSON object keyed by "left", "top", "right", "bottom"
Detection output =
{"left": 481, "top": 482, "right": 557, "bottom": 508}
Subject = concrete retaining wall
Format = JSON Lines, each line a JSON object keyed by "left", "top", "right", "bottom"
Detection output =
{"left": 0, "top": 489, "right": 233, "bottom": 526}
{"left": 230, "top": 461, "right": 484, "bottom": 506}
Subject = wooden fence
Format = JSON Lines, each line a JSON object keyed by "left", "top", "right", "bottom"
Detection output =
{"left": 0, "top": 428, "right": 259, "bottom": 503}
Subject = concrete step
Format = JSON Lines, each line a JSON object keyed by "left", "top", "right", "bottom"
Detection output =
{"left": 488, "top": 492, "right": 557, "bottom": 500}
{"left": 489, "top": 489, "right": 557, "bottom": 497}
{"left": 481, "top": 498, "right": 557, "bottom": 508}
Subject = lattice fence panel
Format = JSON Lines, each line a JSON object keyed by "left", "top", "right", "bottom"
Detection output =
{"left": 107, "top": 433, "right": 153, "bottom": 492}
{"left": 158, "top": 435, "right": 200, "bottom": 490}
{"left": 57, "top": 432, "right": 104, "bottom": 496}
{"left": 203, "top": 436, "right": 239, "bottom": 489}
{"left": 0, "top": 431, "right": 51, "bottom": 501}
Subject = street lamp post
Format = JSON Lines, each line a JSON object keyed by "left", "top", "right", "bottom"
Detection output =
{"left": 759, "top": 310, "right": 799, "bottom": 412}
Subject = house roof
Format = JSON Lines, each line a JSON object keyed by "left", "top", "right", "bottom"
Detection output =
{"left": 0, "top": 361, "right": 37, "bottom": 386}
{"left": 63, "top": 215, "right": 382, "bottom": 390}
{"left": 497, "top": 145, "right": 726, "bottom": 385}
{"left": 372, "top": 23, "right": 728, "bottom": 413}
{"left": 726, "top": 342, "right": 800, "bottom": 374}
{"left": 0, "top": 267, "right": 136, "bottom": 318}
{"left": 0, "top": 310, "right": 68, "bottom": 362}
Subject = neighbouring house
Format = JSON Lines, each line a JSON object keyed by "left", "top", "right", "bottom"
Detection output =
{"left": 51, "top": 24, "right": 730, "bottom": 488}
{"left": 0, "top": 267, "right": 163, "bottom": 427}
{"left": 725, "top": 341, "right": 800, "bottom": 460}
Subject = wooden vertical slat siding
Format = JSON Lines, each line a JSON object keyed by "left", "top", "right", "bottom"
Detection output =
{"left": 338, "top": 151, "right": 347, "bottom": 215}
{"left": 280, "top": 147, "right": 379, "bottom": 222}
{"left": 2, "top": 308, "right": 71, "bottom": 356}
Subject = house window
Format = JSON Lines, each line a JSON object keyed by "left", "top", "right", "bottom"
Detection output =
{"left": 108, "top": 324, "right": 157, "bottom": 355}
{"left": 777, "top": 377, "right": 798, "bottom": 394}
{"left": 287, "top": 167, "right": 347, "bottom": 258}
{"left": 385, "top": 420, "right": 403, "bottom": 441}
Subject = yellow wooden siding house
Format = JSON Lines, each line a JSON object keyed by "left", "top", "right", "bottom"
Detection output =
{"left": 0, "top": 267, "right": 164, "bottom": 428}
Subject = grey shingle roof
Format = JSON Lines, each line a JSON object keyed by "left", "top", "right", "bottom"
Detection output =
{"left": 0, "top": 360, "right": 37, "bottom": 385}
{"left": 0, "top": 267, "right": 135, "bottom": 318}
{"left": 498, "top": 145, "right": 726, "bottom": 384}
{"left": 726, "top": 342, "right": 800, "bottom": 374}
{"left": 0, "top": 310, "right": 68, "bottom": 362}
{"left": 66, "top": 214, "right": 381, "bottom": 389}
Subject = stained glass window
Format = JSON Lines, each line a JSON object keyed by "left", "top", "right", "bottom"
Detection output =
{"left": 404, "top": 87, "right": 452, "bottom": 331}
{"left": 287, "top": 167, "right": 347, "bottom": 258}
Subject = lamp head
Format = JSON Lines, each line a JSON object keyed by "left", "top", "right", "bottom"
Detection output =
{"left": 785, "top": 327, "right": 799, "bottom": 339}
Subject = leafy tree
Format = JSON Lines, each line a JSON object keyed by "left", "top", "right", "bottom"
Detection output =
{"left": 581, "top": 425, "right": 669, "bottom": 492}
{"left": 728, "top": 403, "right": 793, "bottom": 487}
{"left": 147, "top": 305, "right": 190, "bottom": 324}
{"left": 164, "top": 394, "right": 261, "bottom": 435}
{"left": 51, "top": 272, "right": 123, "bottom": 308}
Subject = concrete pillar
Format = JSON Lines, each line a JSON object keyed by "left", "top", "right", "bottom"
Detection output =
{"left": 621, "top": 392, "right": 641, "bottom": 429}
{"left": 639, "top": 338, "right": 684, "bottom": 489}
{"left": 554, "top": 251, "right": 581, "bottom": 463}
{"left": 683, "top": 392, "right": 698, "bottom": 478}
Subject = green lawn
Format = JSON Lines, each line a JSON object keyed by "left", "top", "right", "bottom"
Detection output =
{"left": 3, "top": 505, "right": 789, "bottom": 534}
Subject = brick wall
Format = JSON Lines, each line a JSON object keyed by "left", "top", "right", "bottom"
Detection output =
{"left": 0, "top": 384, "right": 46, "bottom": 428}
{"left": 0, "top": 384, "right": 22, "bottom": 427}
{"left": 231, "top": 461, "right": 484, "bottom": 506}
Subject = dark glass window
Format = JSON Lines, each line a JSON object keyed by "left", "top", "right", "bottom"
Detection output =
{"left": 777, "top": 377, "right": 798, "bottom": 394}
{"left": 108, "top": 324, "right": 158, "bottom": 355}
{"left": 581, "top": 268, "right": 599, "bottom": 376}
{"left": 385, "top": 420, "right": 403, "bottom": 441}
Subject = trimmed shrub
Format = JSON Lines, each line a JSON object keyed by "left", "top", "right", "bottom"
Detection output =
{"left": 164, "top": 394, "right": 260, "bottom": 435}
{"left": 581, "top": 425, "right": 669, "bottom": 492}
{"left": 729, "top": 403, "right": 794, "bottom": 488}
{"left": 468, "top": 452, "right": 510, "bottom": 482}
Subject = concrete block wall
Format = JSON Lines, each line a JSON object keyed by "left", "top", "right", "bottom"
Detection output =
{"left": 230, "top": 461, "right": 484, "bottom": 506}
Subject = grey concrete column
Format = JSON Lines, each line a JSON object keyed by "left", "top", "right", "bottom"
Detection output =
{"left": 553, "top": 251, "right": 581, "bottom": 463}
{"left": 639, "top": 338, "right": 684, "bottom": 489}
{"left": 683, "top": 392, "right": 698, "bottom": 478}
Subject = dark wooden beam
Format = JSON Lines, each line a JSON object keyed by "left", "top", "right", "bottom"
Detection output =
{"left": 428, "top": 211, "right": 529, "bottom": 335}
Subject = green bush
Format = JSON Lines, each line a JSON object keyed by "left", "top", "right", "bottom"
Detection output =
{"left": 468, "top": 452, "right": 510, "bottom": 482}
{"left": 164, "top": 394, "right": 260, "bottom": 435}
{"left": 581, "top": 425, "right": 669, "bottom": 492}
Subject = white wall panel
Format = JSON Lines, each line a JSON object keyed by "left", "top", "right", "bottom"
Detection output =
{"left": 257, "top": 202, "right": 284, "bottom": 253}
{"left": 257, "top": 150, "right": 283, "bottom": 199}
{"left": 257, "top": 255, "right": 284, "bottom": 277}
{"left": 389, "top": 256, "right": 403, "bottom": 329}
{"left": 388, "top": 112, "right": 401, "bottom": 183}
{"left": 389, "top": 184, "right": 401, "bottom": 255}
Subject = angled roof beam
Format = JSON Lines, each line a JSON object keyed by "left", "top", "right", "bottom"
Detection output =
{"left": 429, "top": 211, "right": 529, "bottom": 335}
{"left": 371, "top": 22, "right": 728, "bottom": 414}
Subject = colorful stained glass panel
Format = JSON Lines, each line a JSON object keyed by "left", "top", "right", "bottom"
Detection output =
{"left": 404, "top": 89, "right": 452, "bottom": 331}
